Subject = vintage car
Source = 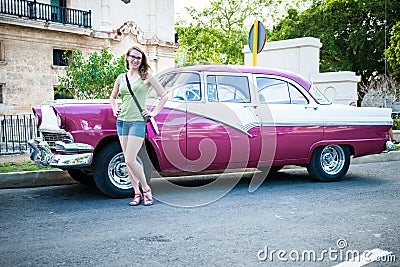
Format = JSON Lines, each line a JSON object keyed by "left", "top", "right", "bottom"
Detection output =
{"left": 28, "top": 65, "right": 393, "bottom": 197}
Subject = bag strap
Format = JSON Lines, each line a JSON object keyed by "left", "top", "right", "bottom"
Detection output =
{"left": 125, "top": 73, "right": 144, "bottom": 113}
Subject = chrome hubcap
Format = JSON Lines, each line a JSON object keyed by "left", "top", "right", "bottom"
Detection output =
{"left": 320, "top": 145, "right": 345, "bottom": 175}
{"left": 108, "top": 152, "right": 144, "bottom": 190}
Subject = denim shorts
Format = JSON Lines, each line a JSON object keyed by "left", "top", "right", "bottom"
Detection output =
{"left": 116, "top": 120, "right": 146, "bottom": 138}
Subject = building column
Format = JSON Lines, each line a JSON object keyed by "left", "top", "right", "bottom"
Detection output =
{"left": 100, "top": 0, "right": 112, "bottom": 32}
{"left": 147, "top": 0, "right": 157, "bottom": 39}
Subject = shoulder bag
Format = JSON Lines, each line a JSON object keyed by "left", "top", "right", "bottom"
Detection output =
{"left": 125, "top": 74, "right": 160, "bottom": 138}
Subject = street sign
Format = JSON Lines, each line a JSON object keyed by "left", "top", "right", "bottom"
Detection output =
{"left": 248, "top": 20, "right": 266, "bottom": 66}
{"left": 248, "top": 21, "right": 266, "bottom": 53}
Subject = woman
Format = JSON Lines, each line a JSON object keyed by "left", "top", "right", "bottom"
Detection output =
{"left": 110, "top": 45, "right": 168, "bottom": 206}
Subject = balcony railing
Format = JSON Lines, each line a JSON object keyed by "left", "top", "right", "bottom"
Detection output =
{"left": 0, "top": 0, "right": 91, "bottom": 28}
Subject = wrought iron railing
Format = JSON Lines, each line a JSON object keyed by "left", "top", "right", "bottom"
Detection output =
{"left": 0, "top": 114, "right": 39, "bottom": 155}
{"left": 0, "top": 0, "right": 91, "bottom": 28}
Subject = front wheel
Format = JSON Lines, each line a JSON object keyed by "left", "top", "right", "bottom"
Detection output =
{"left": 93, "top": 141, "right": 153, "bottom": 198}
{"left": 307, "top": 145, "right": 350, "bottom": 182}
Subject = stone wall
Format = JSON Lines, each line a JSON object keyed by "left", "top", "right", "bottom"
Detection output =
{"left": 0, "top": 24, "right": 108, "bottom": 114}
{"left": 0, "top": 0, "right": 177, "bottom": 115}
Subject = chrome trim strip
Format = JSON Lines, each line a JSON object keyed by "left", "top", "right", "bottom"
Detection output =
{"left": 264, "top": 121, "right": 393, "bottom": 126}
{"left": 50, "top": 153, "right": 93, "bottom": 168}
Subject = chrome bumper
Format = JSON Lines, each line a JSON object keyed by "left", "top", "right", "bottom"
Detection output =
{"left": 28, "top": 139, "right": 94, "bottom": 168}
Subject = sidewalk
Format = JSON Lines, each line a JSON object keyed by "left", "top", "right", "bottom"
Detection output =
{"left": 0, "top": 153, "right": 77, "bottom": 189}
{"left": 1, "top": 151, "right": 400, "bottom": 189}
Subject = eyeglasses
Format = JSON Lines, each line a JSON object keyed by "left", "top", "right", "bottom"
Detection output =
{"left": 128, "top": 55, "right": 142, "bottom": 61}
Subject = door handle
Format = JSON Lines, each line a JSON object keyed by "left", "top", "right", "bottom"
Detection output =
{"left": 305, "top": 106, "right": 318, "bottom": 110}
{"left": 244, "top": 105, "right": 258, "bottom": 109}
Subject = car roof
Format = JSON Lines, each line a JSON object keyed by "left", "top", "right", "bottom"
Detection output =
{"left": 169, "top": 65, "right": 312, "bottom": 90}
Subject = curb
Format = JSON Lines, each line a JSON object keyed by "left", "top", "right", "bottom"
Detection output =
{"left": 0, "top": 151, "right": 399, "bottom": 189}
{"left": 351, "top": 150, "right": 400, "bottom": 164}
{"left": 0, "top": 170, "right": 76, "bottom": 189}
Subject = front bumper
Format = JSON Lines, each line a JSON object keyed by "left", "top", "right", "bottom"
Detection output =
{"left": 28, "top": 139, "right": 94, "bottom": 169}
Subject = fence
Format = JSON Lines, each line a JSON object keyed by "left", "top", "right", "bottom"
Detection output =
{"left": 0, "top": 114, "right": 38, "bottom": 155}
{"left": 0, "top": 0, "right": 91, "bottom": 28}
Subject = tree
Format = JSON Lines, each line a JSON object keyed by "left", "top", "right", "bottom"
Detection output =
{"left": 57, "top": 48, "right": 126, "bottom": 99}
{"left": 268, "top": 0, "right": 400, "bottom": 103}
{"left": 387, "top": 21, "right": 400, "bottom": 77}
{"left": 359, "top": 74, "right": 399, "bottom": 107}
{"left": 175, "top": 0, "right": 315, "bottom": 66}
{"left": 175, "top": 0, "right": 275, "bottom": 66}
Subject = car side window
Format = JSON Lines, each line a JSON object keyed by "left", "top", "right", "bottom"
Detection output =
{"left": 206, "top": 75, "right": 250, "bottom": 103}
{"left": 160, "top": 72, "right": 201, "bottom": 101}
{"left": 256, "top": 77, "right": 308, "bottom": 104}
{"left": 288, "top": 83, "right": 308, "bottom": 104}
{"left": 257, "top": 77, "right": 290, "bottom": 104}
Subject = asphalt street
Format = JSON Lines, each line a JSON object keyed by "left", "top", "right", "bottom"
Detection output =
{"left": 0, "top": 160, "right": 399, "bottom": 266}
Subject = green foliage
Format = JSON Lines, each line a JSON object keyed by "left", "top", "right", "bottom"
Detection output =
{"left": 0, "top": 161, "right": 52, "bottom": 173}
{"left": 268, "top": 0, "right": 400, "bottom": 88}
{"left": 387, "top": 21, "right": 400, "bottom": 77}
{"left": 56, "top": 48, "right": 126, "bottom": 99}
{"left": 175, "top": 26, "right": 248, "bottom": 66}
{"left": 175, "top": 0, "right": 274, "bottom": 66}
{"left": 393, "top": 118, "right": 400, "bottom": 130}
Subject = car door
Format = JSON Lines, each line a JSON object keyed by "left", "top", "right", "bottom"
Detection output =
{"left": 156, "top": 71, "right": 203, "bottom": 172}
{"left": 185, "top": 72, "right": 262, "bottom": 171}
{"left": 255, "top": 75, "right": 323, "bottom": 162}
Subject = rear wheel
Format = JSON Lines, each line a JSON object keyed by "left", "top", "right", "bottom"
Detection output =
{"left": 93, "top": 141, "right": 153, "bottom": 198}
{"left": 307, "top": 145, "right": 350, "bottom": 182}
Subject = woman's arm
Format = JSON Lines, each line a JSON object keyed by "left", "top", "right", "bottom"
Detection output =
{"left": 110, "top": 74, "right": 122, "bottom": 117}
{"left": 143, "top": 74, "right": 169, "bottom": 117}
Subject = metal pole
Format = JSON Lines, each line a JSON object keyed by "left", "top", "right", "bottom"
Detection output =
{"left": 383, "top": 0, "right": 387, "bottom": 108}
{"left": 252, "top": 20, "right": 258, "bottom": 66}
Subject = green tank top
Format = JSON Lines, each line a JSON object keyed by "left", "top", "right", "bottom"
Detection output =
{"left": 118, "top": 74, "right": 151, "bottom": 122}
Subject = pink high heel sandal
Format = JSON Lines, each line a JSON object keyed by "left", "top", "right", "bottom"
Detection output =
{"left": 143, "top": 188, "right": 153, "bottom": 206}
{"left": 129, "top": 193, "right": 143, "bottom": 206}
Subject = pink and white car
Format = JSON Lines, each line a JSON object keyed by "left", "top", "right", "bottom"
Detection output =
{"left": 29, "top": 65, "right": 392, "bottom": 197}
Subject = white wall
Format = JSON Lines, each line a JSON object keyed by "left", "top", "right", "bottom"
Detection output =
{"left": 243, "top": 37, "right": 360, "bottom": 105}
{"left": 66, "top": 0, "right": 177, "bottom": 73}
{"left": 311, "top": 72, "right": 360, "bottom": 105}
{"left": 76, "top": 0, "right": 175, "bottom": 43}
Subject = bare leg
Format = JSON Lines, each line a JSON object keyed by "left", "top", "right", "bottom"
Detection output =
{"left": 119, "top": 135, "right": 141, "bottom": 194}
{"left": 124, "top": 135, "right": 151, "bottom": 192}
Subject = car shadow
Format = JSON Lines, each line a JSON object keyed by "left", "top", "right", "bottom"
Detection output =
{"left": 152, "top": 166, "right": 387, "bottom": 193}
{"left": 30, "top": 165, "right": 386, "bottom": 203}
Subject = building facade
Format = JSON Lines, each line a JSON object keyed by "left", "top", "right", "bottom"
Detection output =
{"left": 0, "top": 0, "right": 177, "bottom": 115}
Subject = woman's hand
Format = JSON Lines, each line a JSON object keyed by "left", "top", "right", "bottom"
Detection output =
{"left": 113, "top": 108, "right": 121, "bottom": 117}
{"left": 142, "top": 109, "right": 155, "bottom": 118}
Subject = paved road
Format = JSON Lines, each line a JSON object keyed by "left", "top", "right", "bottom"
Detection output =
{"left": 0, "top": 161, "right": 399, "bottom": 266}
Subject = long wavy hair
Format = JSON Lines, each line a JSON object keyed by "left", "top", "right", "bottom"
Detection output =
{"left": 125, "top": 45, "right": 152, "bottom": 80}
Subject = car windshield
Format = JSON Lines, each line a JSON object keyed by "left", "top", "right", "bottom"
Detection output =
{"left": 309, "top": 84, "right": 331, "bottom": 104}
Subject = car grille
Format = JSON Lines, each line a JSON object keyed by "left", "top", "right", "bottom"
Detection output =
{"left": 41, "top": 132, "right": 74, "bottom": 149}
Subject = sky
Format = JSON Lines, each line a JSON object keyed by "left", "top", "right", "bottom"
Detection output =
{"left": 174, "top": 0, "right": 312, "bottom": 26}
{"left": 174, "top": 0, "right": 210, "bottom": 22}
